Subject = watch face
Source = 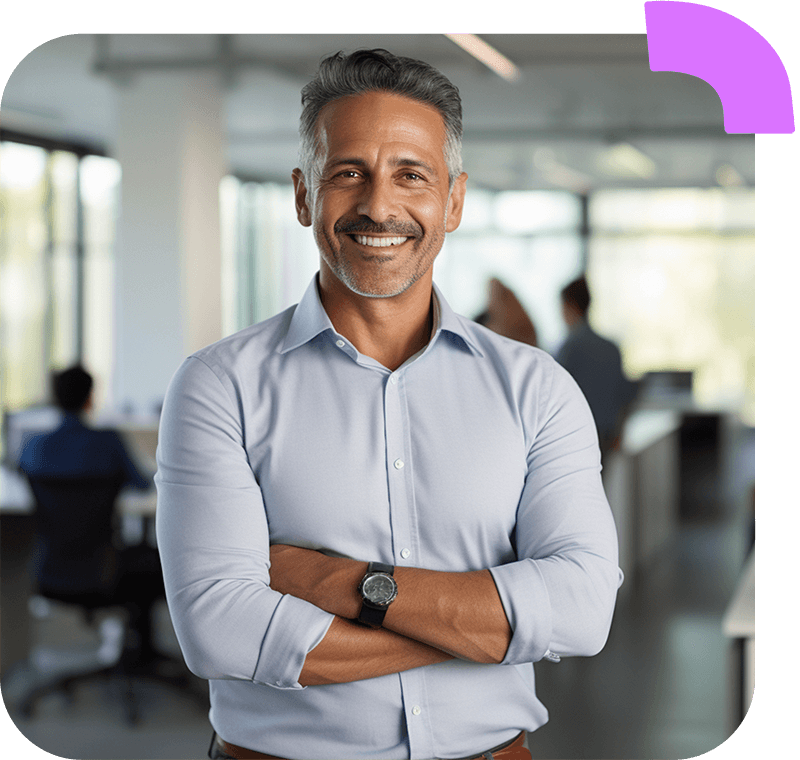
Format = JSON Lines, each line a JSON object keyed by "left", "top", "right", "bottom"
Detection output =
{"left": 362, "top": 573, "right": 397, "bottom": 605}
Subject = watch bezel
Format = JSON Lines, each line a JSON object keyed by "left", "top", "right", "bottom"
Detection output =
{"left": 359, "top": 571, "right": 398, "bottom": 608}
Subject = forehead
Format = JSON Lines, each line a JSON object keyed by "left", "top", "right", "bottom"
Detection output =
{"left": 316, "top": 91, "right": 448, "bottom": 164}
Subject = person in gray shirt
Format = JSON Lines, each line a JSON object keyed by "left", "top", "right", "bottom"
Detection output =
{"left": 555, "top": 276, "right": 638, "bottom": 455}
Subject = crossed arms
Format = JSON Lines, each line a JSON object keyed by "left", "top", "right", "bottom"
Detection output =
{"left": 155, "top": 355, "right": 622, "bottom": 692}
{"left": 267, "top": 545, "right": 512, "bottom": 685}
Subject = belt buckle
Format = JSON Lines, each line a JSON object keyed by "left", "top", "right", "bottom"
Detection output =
{"left": 437, "top": 731, "right": 524, "bottom": 760}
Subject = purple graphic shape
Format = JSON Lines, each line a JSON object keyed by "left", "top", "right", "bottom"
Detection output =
{"left": 645, "top": 1, "right": 794, "bottom": 134}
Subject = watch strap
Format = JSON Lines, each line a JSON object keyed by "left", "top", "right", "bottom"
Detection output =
{"left": 358, "top": 601, "right": 389, "bottom": 628}
{"left": 367, "top": 562, "right": 394, "bottom": 576}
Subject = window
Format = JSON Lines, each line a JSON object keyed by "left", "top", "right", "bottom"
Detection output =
{"left": 588, "top": 188, "right": 755, "bottom": 424}
{"left": 219, "top": 177, "right": 319, "bottom": 335}
{"left": 0, "top": 136, "right": 118, "bottom": 454}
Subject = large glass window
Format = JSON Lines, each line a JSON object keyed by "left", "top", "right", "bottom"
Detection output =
{"left": 0, "top": 138, "right": 118, "bottom": 454}
{"left": 219, "top": 177, "right": 319, "bottom": 335}
{"left": 588, "top": 188, "right": 755, "bottom": 424}
{"left": 1, "top": 142, "right": 51, "bottom": 415}
{"left": 80, "top": 155, "right": 120, "bottom": 410}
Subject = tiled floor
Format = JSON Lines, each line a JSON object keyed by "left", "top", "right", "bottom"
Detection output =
{"left": 2, "top": 427, "right": 754, "bottom": 760}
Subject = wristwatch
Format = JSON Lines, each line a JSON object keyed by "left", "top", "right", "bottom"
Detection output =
{"left": 357, "top": 562, "right": 398, "bottom": 628}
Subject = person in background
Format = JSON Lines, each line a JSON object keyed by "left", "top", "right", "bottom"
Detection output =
{"left": 19, "top": 365, "right": 151, "bottom": 489}
{"left": 19, "top": 365, "right": 160, "bottom": 657}
{"left": 473, "top": 277, "right": 538, "bottom": 346}
{"left": 555, "top": 277, "right": 638, "bottom": 455}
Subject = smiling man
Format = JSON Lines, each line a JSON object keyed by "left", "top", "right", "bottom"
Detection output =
{"left": 156, "top": 49, "right": 623, "bottom": 760}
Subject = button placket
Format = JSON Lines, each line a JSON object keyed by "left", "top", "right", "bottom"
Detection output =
{"left": 383, "top": 371, "right": 414, "bottom": 569}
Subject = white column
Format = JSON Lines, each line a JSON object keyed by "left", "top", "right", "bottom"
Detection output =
{"left": 112, "top": 72, "right": 225, "bottom": 414}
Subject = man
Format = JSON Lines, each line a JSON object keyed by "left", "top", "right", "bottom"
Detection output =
{"left": 19, "top": 365, "right": 150, "bottom": 491}
{"left": 555, "top": 277, "right": 638, "bottom": 455}
{"left": 19, "top": 365, "right": 159, "bottom": 646}
{"left": 156, "top": 49, "right": 622, "bottom": 760}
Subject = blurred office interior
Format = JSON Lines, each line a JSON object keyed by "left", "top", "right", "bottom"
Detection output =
{"left": 1, "top": 35, "right": 754, "bottom": 759}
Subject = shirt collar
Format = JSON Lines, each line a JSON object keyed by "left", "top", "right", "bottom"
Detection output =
{"left": 431, "top": 281, "right": 485, "bottom": 357}
{"left": 279, "top": 274, "right": 484, "bottom": 358}
{"left": 278, "top": 275, "right": 334, "bottom": 354}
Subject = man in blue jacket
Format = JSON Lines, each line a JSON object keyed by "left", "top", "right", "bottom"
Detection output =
{"left": 19, "top": 365, "right": 151, "bottom": 489}
{"left": 20, "top": 364, "right": 158, "bottom": 655}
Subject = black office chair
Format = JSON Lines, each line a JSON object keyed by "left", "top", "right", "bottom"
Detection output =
{"left": 17, "top": 474, "right": 201, "bottom": 725}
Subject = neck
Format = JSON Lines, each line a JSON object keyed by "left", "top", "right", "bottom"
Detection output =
{"left": 565, "top": 309, "right": 586, "bottom": 330}
{"left": 318, "top": 270, "right": 435, "bottom": 371}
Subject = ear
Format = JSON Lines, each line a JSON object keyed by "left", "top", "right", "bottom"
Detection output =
{"left": 445, "top": 172, "right": 468, "bottom": 233}
{"left": 292, "top": 168, "right": 312, "bottom": 227}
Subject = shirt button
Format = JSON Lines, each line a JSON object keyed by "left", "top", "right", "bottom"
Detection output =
{"left": 400, "top": 548, "right": 411, "bottom": 559}
{"left": 411, "top": 705, "right": 421, "bottom": 716}
{"left": 393, "top": 459, "right": 404, "bottom": 470}
{"left": 335, "top": 339, "right": 345, "bottom": 348}
{"left": 390, "top": 374, "right": 398, "bottom": 385}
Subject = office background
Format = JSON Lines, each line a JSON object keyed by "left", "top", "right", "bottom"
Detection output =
{"left": 1, "top": 34, "right": 755, "bottom": 759}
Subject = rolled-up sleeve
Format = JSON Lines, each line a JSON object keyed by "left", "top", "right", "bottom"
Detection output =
{"left": 489, "top": 360, "right": 623, "bottom": 665}
{"left": 155, "top": 356, "right": 334, "bottom": 689}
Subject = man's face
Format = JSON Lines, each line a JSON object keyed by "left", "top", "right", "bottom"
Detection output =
{"left": 292, "top": 91, "right": 467, "bottom": 300}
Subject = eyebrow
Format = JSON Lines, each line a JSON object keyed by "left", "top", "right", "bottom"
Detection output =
{"left": 325, "top": 156, "right": 439, "bottom": 177}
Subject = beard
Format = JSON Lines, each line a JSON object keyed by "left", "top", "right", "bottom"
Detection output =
{"left": 320, "top": 217, "right": 444, "bottom": 299}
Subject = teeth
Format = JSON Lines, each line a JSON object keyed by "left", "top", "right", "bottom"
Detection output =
{"left": 354, "top": 235, "right": 409, "bottom": 247}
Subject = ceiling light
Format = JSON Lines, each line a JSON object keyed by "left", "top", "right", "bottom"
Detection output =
{"left": 715, "top": 163, "right": 745, "bottom": 187}
{"left": 445, "top": 34, "right": 520, "bottom": 82}
{"left": 534, "top": 148, "right": 593, "bottom": 193}
{"left": 596, "top": 142, "right": 657, "bottom": 179}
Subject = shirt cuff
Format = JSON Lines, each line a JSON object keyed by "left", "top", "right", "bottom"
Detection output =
{"left": 489, "top": 559, "right": 553, "bottom": 666}
{"left": 252, "top": 594, "right": 335, "bottom": 690}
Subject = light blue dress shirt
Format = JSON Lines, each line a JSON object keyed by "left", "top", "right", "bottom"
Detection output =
{"left": 155, "top": 275, "right": 623, "bottom": 760}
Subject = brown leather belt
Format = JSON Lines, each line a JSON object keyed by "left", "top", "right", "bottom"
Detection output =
{"left": 214, "top": 731, "right": 530, "bottom": 760}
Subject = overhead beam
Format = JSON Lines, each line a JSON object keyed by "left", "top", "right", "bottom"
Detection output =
{"left": 91, "top": 34, "right": 310, "bottom": 83}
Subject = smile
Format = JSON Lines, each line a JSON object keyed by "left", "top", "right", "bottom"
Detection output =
{"left": 353, "top": 235, "right": 410, "bottom": 248}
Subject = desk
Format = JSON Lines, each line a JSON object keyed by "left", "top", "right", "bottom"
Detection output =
{"left": 117, "top": 421, "right": 159, "bottom": 475}
{"left": 603, "top": 409, "right": 681, "bottom": 581}
{"left": 1, "top": 465, "right": 157, "bottom": 517}
{"left": 723, "top": 549, "right": 755, "bottom": 728}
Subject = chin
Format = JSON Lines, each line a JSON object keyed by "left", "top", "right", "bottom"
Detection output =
{"left": 343, "top": 278, "right": 413, "bottom": 299}
{"left": 332, "top": 262, "right": 423, "bottom": 300}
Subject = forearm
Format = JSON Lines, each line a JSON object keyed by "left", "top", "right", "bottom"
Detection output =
{"left": 299, "top": 615, "right": 453, "bottom": 686}
{"left": 272, "top": 549, "right": 512, "bottom": 665}
{"left": 387, "top": 566, "right": 511, "bottom": 664}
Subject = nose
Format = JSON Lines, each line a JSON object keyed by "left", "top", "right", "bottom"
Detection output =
{"left": 355, "top": 176, "right": 398, "bottom": 224}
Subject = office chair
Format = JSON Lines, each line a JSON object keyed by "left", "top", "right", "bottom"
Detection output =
{"left": 17, "top": 474, "right": 202, "bottom": 725}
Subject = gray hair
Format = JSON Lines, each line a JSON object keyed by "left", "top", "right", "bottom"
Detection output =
{"left": 298, "top": 48, "right": 463, "bottom": 189}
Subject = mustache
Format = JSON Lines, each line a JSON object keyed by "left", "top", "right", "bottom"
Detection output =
{"left": 334, "top": 218, "right": 422, "bottom": 237}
